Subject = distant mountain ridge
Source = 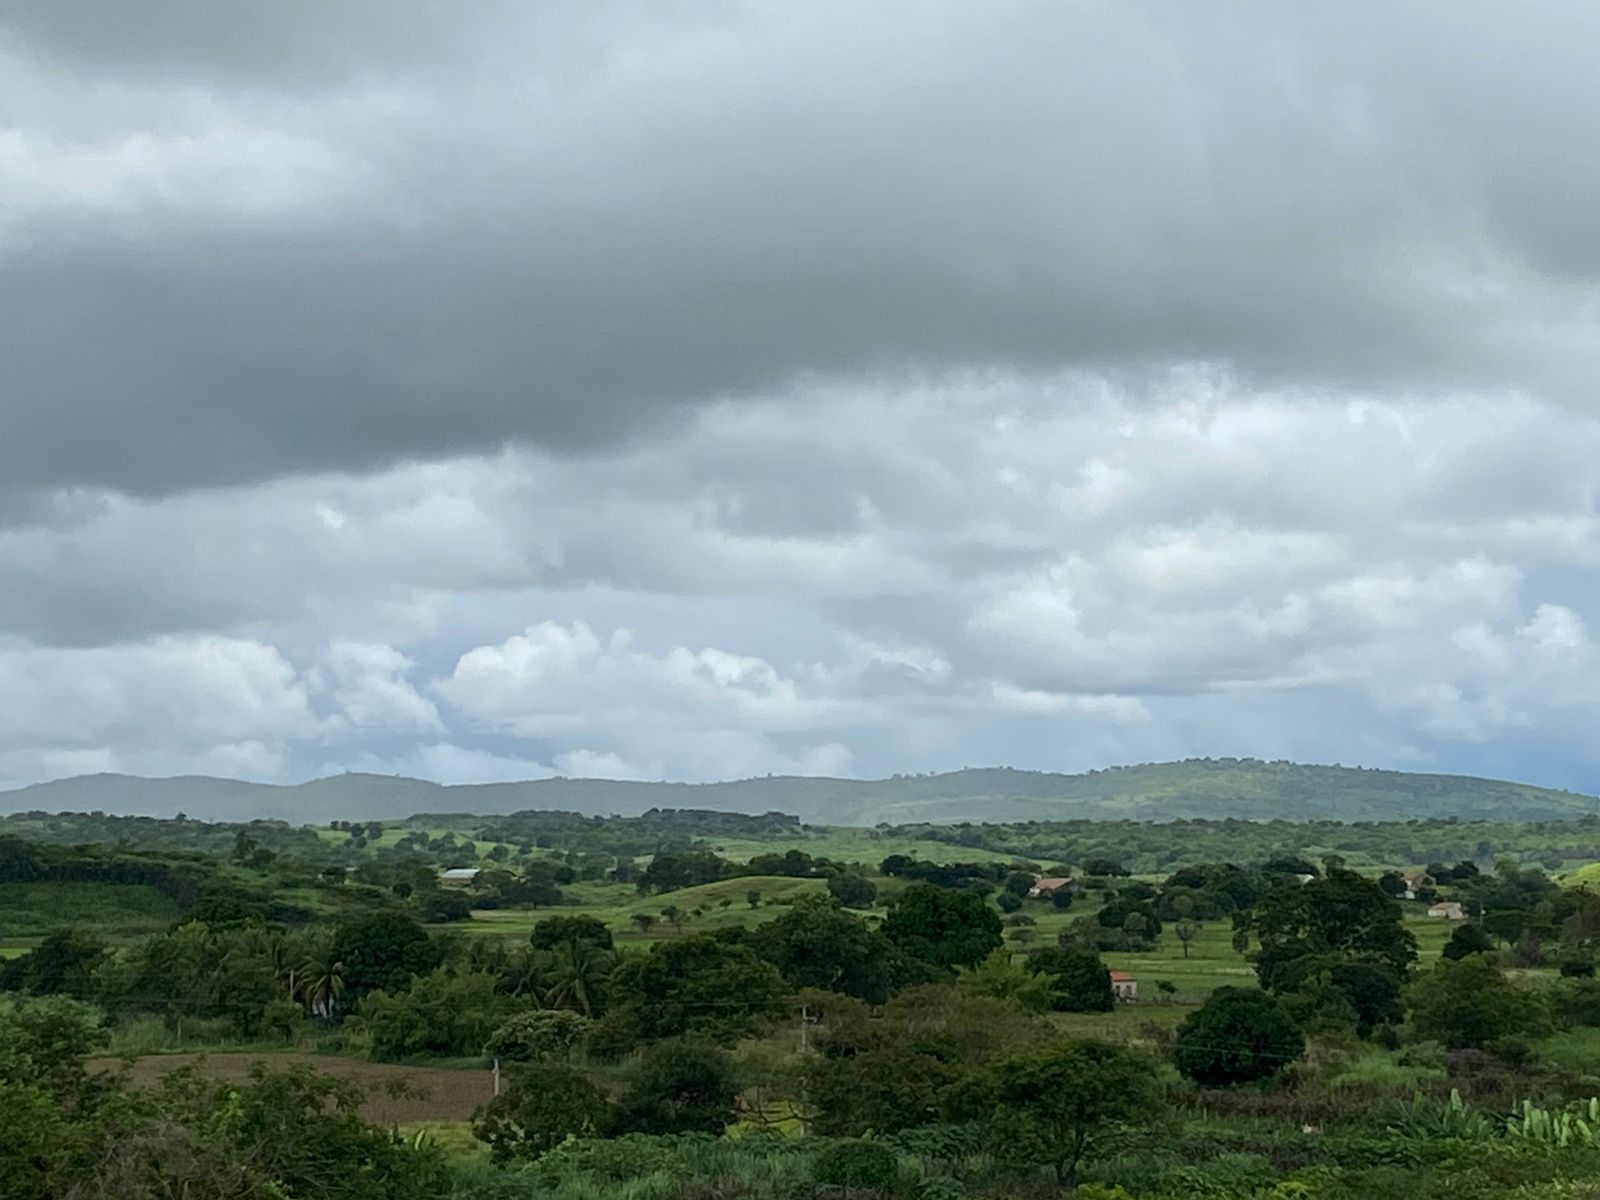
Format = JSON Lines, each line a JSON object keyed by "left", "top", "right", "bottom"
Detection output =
{"left": 2, "top": 759, "right": 1596, "bottom": 825}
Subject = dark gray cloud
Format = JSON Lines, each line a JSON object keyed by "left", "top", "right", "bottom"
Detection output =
{"left": 7, "top": 3, "right": 1600, "bottom": 792}
{"left": 6, "top": 2, "right": 1600, "bottom": 495}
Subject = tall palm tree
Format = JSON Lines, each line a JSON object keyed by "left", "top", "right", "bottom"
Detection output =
{"left": 264, "top": 931, "right": 299, "bottom": 1000}
{"left": 502, "top": 946, "right": 549, "bottom": 1001}
{"left": 295, "top": 928, "right": 346, "bottom": 1019}
{"left": 542, "top": 938, "right": 617, "bottom": 1018}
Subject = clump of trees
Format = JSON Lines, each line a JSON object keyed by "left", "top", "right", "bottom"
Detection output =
{"left": 0, "top": 995, "right": 448, "bottom": 1199}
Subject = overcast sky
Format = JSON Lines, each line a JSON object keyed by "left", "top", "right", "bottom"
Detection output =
{"left": 4, "top": 1, "right": 1600, "bottom": 792}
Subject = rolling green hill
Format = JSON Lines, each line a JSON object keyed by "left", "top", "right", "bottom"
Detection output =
{"left": 1, "top": 758, "right": 1595, "bottom": 825}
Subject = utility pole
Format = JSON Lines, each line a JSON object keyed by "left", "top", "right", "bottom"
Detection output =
{"left": 799, "top": 1003, "right": 809, "bottom": 1053}
{"left": 493, "top": 1056, "right": 501, "bottom": 1097}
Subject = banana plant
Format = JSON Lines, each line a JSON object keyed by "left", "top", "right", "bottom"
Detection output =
{"left": 1505, "top": 1097, "right": 1600, "bottom": 1147}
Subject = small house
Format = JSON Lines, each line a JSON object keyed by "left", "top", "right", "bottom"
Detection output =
{"left": 1028, "top": 876, "right": 1076, "bottom": 898}
{"left": 1109, "top": 971, "right": 1138, "bottom": 1002}
{"left": 1427, "top": 901, "right": 1466, "bottom": 920}
{"left": 1401, "top": 871, "right": 1429, "bottom": 901}
{"left": 439, "top": 867, "right": 482, "bottom": 888}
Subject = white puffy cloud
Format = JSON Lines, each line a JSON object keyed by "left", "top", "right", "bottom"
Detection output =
{"left": 0, "top": 635, "right": 318, "bottom": 752}
{"left": 325, "top": 743, "right": 558, "bottom": 787}
{"left": 3, "top": 377, "right": 1600, "bottom": 788}
{"left": 315, "top": 641, "right": 442, "bottom": 734}
{"left": 437, "top": 621, "right": 866, "bottom": 738}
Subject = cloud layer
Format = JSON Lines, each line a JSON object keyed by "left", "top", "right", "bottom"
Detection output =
{"left": 4, "top": 3, "right": 1600, "bottom": 793}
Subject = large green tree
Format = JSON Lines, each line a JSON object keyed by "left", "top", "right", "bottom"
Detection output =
{"left": 484, "top": 1010, "right": 589, "bottom": 1063}
{"left": 0, "top": 928, "right": 107, "bottom": 999}
{"left": 1173, "top": 987, "right": 1305, "bottom": 1086}
{"left": 882, "top": 883, "right": 1003, "bottom": 970}
{"left": 1406, "top": 955, "right": 1552, "bottom": 1050}
{"left": 330, "top": 913, "right": 440, "bottom": 1003}
{"left": 993, "top": 1039, "right": 1157, "bottom": 1189}
{"left": 1025, "top": 947, "right": 1115, "bottom": 1013}
{"left": 1442, "top": 922, "right": 1496, "bottom": 961}
{"left": 529, "top": 914, "right": 614, "bottom": 953}
{"left": 360, "top": 969, "right": 525, "bottom": 1061}
{"left": 827, "top": 873, "right": 878, "bottom": 909}
{"left": 1249, "top": 867, "right": 1416, "bottom": 993}
{"left": 540, "top": 938, "right": 617, "bottom": 1017}
{"left": 592, "top": 932, "right": 788, "bottom": 1053}
{"left": 752, "top": 894, "right": 927, "bottom": 1003}
{"left": 611, "top": 1038, "right": 740, "bottom": 1135}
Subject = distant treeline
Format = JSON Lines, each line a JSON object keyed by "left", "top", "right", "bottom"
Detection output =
{"left": 880, "top": 815, "right": 1600, "bottom": 874}
{"left": 0, "top": 835, "right": 394, "bottom": 927}
{"left": 464, "top": 808, "right": 803, "bottom": 857}
{"left": 0, "top": 810, "right": 328, "bottom": 857}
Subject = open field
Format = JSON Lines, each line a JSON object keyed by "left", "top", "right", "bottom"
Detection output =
{"left": 90, "top": 1051, "right": 495, "bottom": 1123}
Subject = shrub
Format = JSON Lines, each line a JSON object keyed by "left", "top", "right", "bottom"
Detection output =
{"left": 611, "top": 1039, "right": 740, "bottom": 1135}
{"left": 484, "top": 1010, "right": 589, "bottom": 1062}
{"left": 1442, "top": 923, "right": 1495, "bottom": 961}
{"left": 812, "top": 1138, "right": 902, "bottom": 1193}
{"left": 1561, "top": 954, "right": 1597, "bottom": 979}
{"left": 827, "top": 874, "right": 877, "bottom": 909}
{"left": 471, "top": 1062, "right": 609, "bottom": 1162}
{"left": 1406, "top": 955, "right": 1552, "bottom": 1050}
{"left": 530, "top": 1133, "right": 680, "bottom": 1183}
{"left": 1174, "top": 988, "right": 1305, "bottom": 1087}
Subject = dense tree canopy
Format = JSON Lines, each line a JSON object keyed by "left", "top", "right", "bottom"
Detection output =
{"left": 473, "top": 1062, "right": 610, "bottom": 1162}
{"left": 1443, "top": 922, "right": 1496, "bottom": 961}
{"left": 1250, "top": 867, "right": 1417, "bottom": 993}
{"left": 882, "top": 883, "right": 1003, "bottom": 970}
{"left": 331, "top": 912, "right": 441, "bottom": 1002}
{"left": 751, "top": 894, "right": 928, "bottom": 1004}
{"left": 826, "top": 873, "right": 877, "bottom": 908}
{"left": 593, "top": 932, "right": 788, "bottom": 1052}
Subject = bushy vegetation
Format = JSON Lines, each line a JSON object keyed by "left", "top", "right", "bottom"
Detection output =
{"left": 14, "top": 800, "right": 1600, "bottom": 1198}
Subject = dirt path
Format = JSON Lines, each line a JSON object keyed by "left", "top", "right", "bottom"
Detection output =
{"left": 89, "top": 1051, "right": 495, "bottom": 1124}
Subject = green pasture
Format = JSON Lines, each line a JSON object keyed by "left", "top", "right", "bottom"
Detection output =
{"left": 313, "top": 823, "right": 423, "bottom": 850}
{"left": 433, "top": 875, "right": 835, "bottom": 946}
{"left": 1563, "top": 861, "right": 1600, "bottom": 889}
{"left": 316, "top": 821, "right": 1035, "bottom": 868}
{"left": 709, "top": 829, "right": 1024, "bottom": 866}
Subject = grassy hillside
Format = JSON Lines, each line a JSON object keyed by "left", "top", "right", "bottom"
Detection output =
{"left": 2, "top": 758, "right": 1594, "bottom": 825}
